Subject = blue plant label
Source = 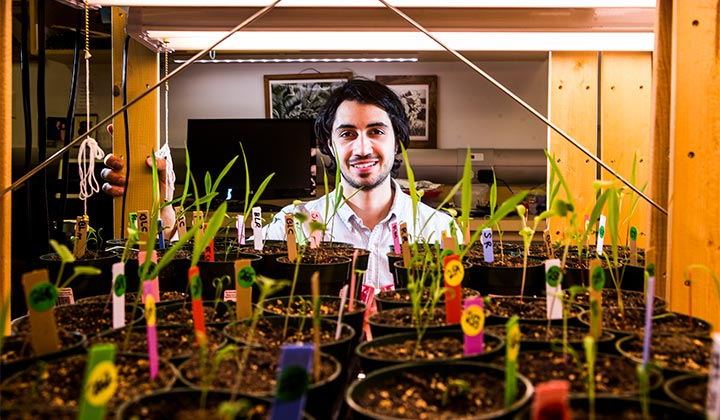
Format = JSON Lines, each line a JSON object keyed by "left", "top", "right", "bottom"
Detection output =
{"left": 271, "top": 344, "right": 313, "bottom": 420}
{"left": 481, "top": 228, "right": 494, "bottom": 263}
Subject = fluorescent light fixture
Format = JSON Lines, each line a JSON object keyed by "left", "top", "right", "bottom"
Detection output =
{"left": 150, "top": 31, "right": 655, "bottom": 52}
{"left": 90, "top": 0, "right": 656, "bottom": 7}
{"left": 173, "top": 57, "right": 419, "bottom": 63}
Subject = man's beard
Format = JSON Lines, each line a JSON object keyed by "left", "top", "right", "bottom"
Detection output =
{"left": 339, "top": 161, "right": 392, "bottom": 190}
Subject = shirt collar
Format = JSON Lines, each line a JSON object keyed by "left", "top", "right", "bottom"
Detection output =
{"left": 332, "top": 178, "right": 409, "bottom": 227}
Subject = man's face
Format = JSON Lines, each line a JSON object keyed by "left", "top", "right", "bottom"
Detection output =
{"left": 330, "top": 100, "right": 396, "bottom": 191}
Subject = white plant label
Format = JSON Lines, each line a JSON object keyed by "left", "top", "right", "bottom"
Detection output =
{"left": 545, "top": 259, "right": 563, "bottom": 320}
{"left": 236, "top": 214, "right": 245, "bottom": 245}
{"left": 706, "top": 332, "right": 720, "bottom": 420}
{"left": 596, "top": 214, "right": 606, "bottom": 256}
{"left": 252, "top": 206, "right": 263, "bottom": 251}
{"left": 111, "top": 262, "right": 126, "bottom": 329}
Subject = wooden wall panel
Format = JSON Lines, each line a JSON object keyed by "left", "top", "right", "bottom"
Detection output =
{"left": 600, "top": 52, "right": 652, "bottom": 250}
{"left": 547, "top": 52, "right": 598, "bottom": 243}
{"left": 111, "top": 7, "right": 159, "bottom": 238}
{"left": 1, "top": 0, "right": 12, "bottom": 333}
{"left": 667, "top": 1, "right": 720, "bottom": 328}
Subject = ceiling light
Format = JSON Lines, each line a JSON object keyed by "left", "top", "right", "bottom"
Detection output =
{"left": 149, "top": 31, "right": 655, "bottom": 52}
{"left": 90, "top": 0, "right": 656, "bottom": 7}
{"left": 173, "top": 57, "right": 419, "bottom": 63}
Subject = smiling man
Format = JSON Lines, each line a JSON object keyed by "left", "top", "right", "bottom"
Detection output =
{"left": 264, "top": 78, "right": 459, "bottom": 291}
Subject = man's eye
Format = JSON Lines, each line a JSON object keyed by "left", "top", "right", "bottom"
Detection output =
{"left": 339, "top": 131, "right": 356, "bottom": 138}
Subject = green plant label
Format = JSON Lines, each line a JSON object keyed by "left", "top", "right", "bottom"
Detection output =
{"left": 190, "top": 274, "right": 202, "bottom": 300}
{"left": 591, "top": 266, "right": 606, "bottom": 291}
{"left": 546, "top": 266, "right": 562, "bottom": 287}
{"left": 275, "top": 364, "right": 309, "bottom": 402}
{"left": 113, "top": 274, "right": 126, "bottom": 297}
{"left": 630, "top": 226, "right": 638, "bottom": 241}
{"left": 28, "top": 282, "right": 58, "bottom": 312}
{"left": 85, "top": 360, "right": 118, "bottom": 407}
{"left": 236, "top": 266, "right": 256, "bottom": 289}
{"left": 598, "top": 225, "right": 605, "bottom": 238}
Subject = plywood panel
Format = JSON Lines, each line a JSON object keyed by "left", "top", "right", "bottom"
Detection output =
{"left": 112, "top": 7, "right": 159, "bottom": 238}
{"left": 547, "top": 52, "right": 598, "bottom": 244}
{"left": 1, "top": 0, "right": 12, "bottom": 332}
{"left": 668, "top": 1, "right": 720, "bottom": 329}
{"left": 600, "top": 52, "right": 652, "bottom": 250}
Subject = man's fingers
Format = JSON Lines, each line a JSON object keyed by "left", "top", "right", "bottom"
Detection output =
{"left": 102, "top": 182, "right": 125, "bottom": 197}
{"left": 100, "top": 168, "right": 125, "bottom": 186}
{"left": 103, "top": 154, "right": 125, "bottom": 171}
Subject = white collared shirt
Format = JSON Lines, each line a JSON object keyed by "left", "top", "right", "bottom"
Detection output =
{"left": 262, "top": 180, "right": 460, "bottom": 291}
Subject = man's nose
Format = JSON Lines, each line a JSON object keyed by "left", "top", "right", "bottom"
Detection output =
{"left": 353, "top": 133, "right": 373, "bottom": 156}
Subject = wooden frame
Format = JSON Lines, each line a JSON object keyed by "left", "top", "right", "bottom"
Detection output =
{"left": 376, "top": 75, "right": 437, "bottom": 149}
{"left": 264, "top": 72, "right": 353, "bottom": 119}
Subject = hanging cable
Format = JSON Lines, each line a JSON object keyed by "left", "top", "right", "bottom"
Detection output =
{"left": 56, "top": 10, "right": 83, "bottom": 237}
{"left": 120, "top": 34, "right": 131, "bottom": 239}
{"left": 77, "top": 0, "right": 105, "bottom": 216}
{"left": 37, "top": 0, "right": 50, "bottom": 249}
{"left": 154, "top": 41, "right": 176, "bottom": 203}
{"left": 19, "top": 0, "right": 34, "bottom": 254}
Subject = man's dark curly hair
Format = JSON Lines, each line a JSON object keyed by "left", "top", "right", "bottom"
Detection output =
{"left": 315, "top": 78, "right": 410, "bottom": 177}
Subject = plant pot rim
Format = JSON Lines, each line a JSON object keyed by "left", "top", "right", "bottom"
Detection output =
{"left": 260, "top": 294, "right": 367, "bottom": 315}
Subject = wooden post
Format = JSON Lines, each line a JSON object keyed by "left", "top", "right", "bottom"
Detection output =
{"left": 111, "top": 7, "right": 159, "bottom": 238}
{"left": 600, "top": 52, "right": 652, "bottom": 249}
{"left": 1, "top": 0, "right": 12, "bottom": 334}
{"left": 648, "top": 0, "right": 673, "bottom": 298}
{"left": 667, "top": 0, "right": 720, "bottom": 328}
{"left": 547, "top": 52, "right": 598, "bottom": 242}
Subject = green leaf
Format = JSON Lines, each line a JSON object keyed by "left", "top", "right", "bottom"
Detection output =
{"left": 50, "top": 239, "right": 75, "bottom": 263}
{"left": 191, "top": 202, "right": 228, "bottom": 266}
{"left": 72, "top": 266, "right": 102, "bottom": 276}
{"left": 460, "top": 148, "right": 473, "bottom": 233}
{"left": 212, "top": 156, "right": 239, "bottom": 195}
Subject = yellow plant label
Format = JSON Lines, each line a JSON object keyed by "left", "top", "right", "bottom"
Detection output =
{"left": 85, "top": 360, "right": 118, "bottom": 407}
{"left": 461, "top": 304, "right": 485, "bottom": 336}
{"left": 444, "top": 259, "right": 464, "bottom": 287}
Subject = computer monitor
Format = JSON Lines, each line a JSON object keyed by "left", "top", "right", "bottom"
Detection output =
{"left": 186, "top": 118, "right": 316, "bottom": 203}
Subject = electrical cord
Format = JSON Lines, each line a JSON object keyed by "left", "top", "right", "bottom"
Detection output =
{"left": 120, "top": 35, "right": 131, "bottom": 239}
{"left": 37, "top": 0, "right": 50, "bottom": 250}
{"left": 20, "top": 0, "right": 34, "bottom": 253}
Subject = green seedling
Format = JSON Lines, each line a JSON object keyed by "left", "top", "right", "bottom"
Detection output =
{"left": 441, "top": 378, "right": 470, "bottom": 407}
{"left": 48, "top": 239, "right": 102, "bottom": 291}
{"left": 505, "top": 315, "right": 520, "bottom": 409}
{"left": 517, "top": 204, "right": 556, "bottom": 300}
{"left": 584, "top": 335, "right": 597, "bottom": 420}
{"left": 198, "top": 337, "right": 237, "bottom": 410}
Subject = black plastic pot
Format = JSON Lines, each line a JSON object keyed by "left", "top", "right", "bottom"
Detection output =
{"left": 356, "top": 329, "right": 504, "bottom": 374}
{"left": 197, "top": 252, "right": 263, "bottom": 302}
{"left": 578, "top": 308, "right": 712, "bottom": 339}
{"left": 11, "top": 302, "right": 144, "bottom": 337}
{"left": 466, "top": 257, "right": 545, "bottom": 296}
{"left": 275, "top": 255, "right": 352, "bottom": 296}
{"left": 567, "top": 395, "right": 703, "bottom": 419}
{"left": 346, "top": 361, "right": 533, "bottom": 419}
{"left": 374, "top": 287, "right": 481, "bottom": 312}
{"left": 0, "top": 330, "right": 86, "bottom": 379}
{"left": 484, "top": 296, "right": 584, "bottom": 328}
{"left": 366, "top": 306, "right": 462, "bottom": 339}
{"left": 616, "top": 334, "right": 712, "bottom": 377}
{"left": 120, "top": 249, "right": 191, "bottom": 296}
{"left": 39, "top": 251, "right": 119, "bottom": 301}
{"left": 393, "top": 260, "right": 473, "bottom": 290}
{"left": 483, "top": 324, "right": 617, "bottom": 354}
{"left": 663, "top": 373, "right": 707, "bottom": 415}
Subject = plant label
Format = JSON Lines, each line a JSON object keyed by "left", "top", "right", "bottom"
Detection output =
{"left": 349, "top": 249, "right": 359, "bottom": 312}
{"left": 73, "top": 215, "right": 89, "bottom": 258}
{"left": 156, "top": 219, "right": 165, "bottom": 250}
{"left": 188, "top": 265, "right": 207, "bottom": 344}
{"left": 462, "top": 296, "right": 485, "bottom": 356}
{"left": 442, "top": 231, "right": 457, "bottom": 253}
{"left": 285, "top": 214, "right": 298, "bottom": 262}
{"left": 481, "top": 228, "right": 494, "bottom": 263}
{"left": 22, "top": 269, "right": 60, "bottom": 354}
{"left": 532, "top": 380, "right": 569, "bottom": 420}
{"left": 57, "top": 287, "right": 75, "bottom": 306}
{"left": 629, "top": 226, "right": 638, "bottom": 266}
{"left": 706, "top": 333, "right": 720, "bottom": 420}
{"left": 174, "top": 206, "right": 187, "bottom": 237}
{"left": 234, "top": 259, "right": 254, "bottom": 320}
{"left": 236, "top": 214, "right": 245, "bottom": 245}
{"left": 390, "top": 222, "right": 401, "bottom": 254}
{"left": 252, "top": 206, "right": 263, "bottom": 251}
{"left": 272, "top": 343, "right": 314, "bottom": 420}
{"left": 143, "top": 281, "right": 159, "bottom": 379}
{"left": 505, "top": 316, "right": 520, "bottom": 408}
{"left": 78, "top": 344, "right": 117, "bottom": 420}
{"left": 596, "top": 214, "right": 606, "bottom": 256}
{"left": 138, "top": 250, "right": 160, "bottom": 303}
{"left": 137, "top": 210, "right": 150, "bottom": 252}
{"left": 336, "top": 285, "right": 348, "bottom": 340}
{"left": 201, "top": 223, "right": 215, "bottom": 262}
{"left": 192, "top": 211, "right": 203, "bottom": 229}
{"left": 642, "top": 273, "right": 655, "bottom": 367}
{"left": 589, "top": 260, "right": 604, "bottom": 340}
{"left": 361, "top": 284, "right": 376, "bottom": 337}
{"left": 545, "top": 259, "right": 563, "bottom": 320}
{"left": 311, "top": 272, "right": 322, "bottom": 381}
{"left": 111, "top": 262, "right": 125, "bottom": 329}
{"left": 543, "top": 229, "right": 553, "bottom": 259}
{"left": 443, "top": 254, "right": 463, "bottom": 324}
{"left": 309, "top": 210, "right": 322, "bottom": 249}
{"left": 399, "top": 221, "right": 411, "bottom": 266}
{"left": 223, "top": 290, "right": 236, "bottom": 301}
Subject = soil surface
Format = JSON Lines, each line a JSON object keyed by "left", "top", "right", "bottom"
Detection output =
{"left": 667, "top": 377, "right": 706, "bottom": 412}
{"left": 467, "top": 254, "right": 540, "bottom": 268}
{"left": 178, "top": 346, "right": 338, "bottom": 394}
{"left": 0, "top": 354, "right": 175, "bottom": 415}
{"left": 360, "top": 333, "right": 501, "bottom": 363}
{"left": 618, "top": 334, "right": 711, "bottom": 374}
{"left": 375, "top": 287, "right": 480, "bottom": 306}
{"left": 579, "top": 308, "right": 712, "bottom": 336}
{"left": 368, "top": 307, "right": 460, "bottom": 329}
{"left": 277, "top": 246, "right": 351, "bottom": 264}
{"left": 485, "top": 297, "right": 582, "bottom": 320}
{"left": 76, "top": 291, "right": 187, "bottom": 306}
{"left": 224, "top": 317, "right": 353, "bottom": 350}
{"left": 118, "top": 392, "right": 272, "bottom": 420}
{"left": 567, "top": 289, "right": 666, "bottom": 311}
{"left": 484, "top": 324, "right": 613, "bottom": 345}
{"left": 262, "top": 296, "right": 366, "bottom": 317}
{"left": 12, "top": 303, "right": 143, "bottom": 336}
{"left": 155, "top": 302, "right": 238, "bottom": 325}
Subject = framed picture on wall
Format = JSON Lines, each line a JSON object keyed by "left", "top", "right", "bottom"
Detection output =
{"left": 264, "top": 72, "right": 353, "bottom": 119}
{"left": 46, "top": 117, "right": 68, "bottom": 148}
{"left": 74, "top": 114, "right": 99, "bottom": 139}
{"left": 376, "top": 75, "right": 437, "bottom": 149}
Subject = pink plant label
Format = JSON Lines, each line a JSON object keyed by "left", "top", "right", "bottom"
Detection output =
{"left": 111, "top": 262, "right": 125, "bottom": 329}
{"left": 349, "top": 249, "right": 359, "bottom": 312}
{"left": 236, "top": 214, "right": 245, "bottom": 245}
{"left": 138, "top": 250, "right": 160, "bottom": 303}
{"left": 545, "top": 259, "right": 563, "bottom": 320}
{"left": 481, "top": 228, "right": 494, "bottom": 263}
{"left": 143, "top": 281, "right": 159, "bottom": 379}
{"left": 309, "top": 210, "right": 322, "bottom": 249}
{"left": 252, "top": 206, "right": 263, "bottom": 251}
{"left": 532, "top": 380, "right": 570, "bottom": 420}
{"left": 391, "top": 222, "right": 401, "bottom": 254}
{"left": 596, "top": 214, "right": 606, "bottom": 256}
{"left": 336, "top": 285, "right": 348, "bottom": 340}
{"left": 462, "top": 297, "right": 485, "bottom": 356}
{"left": 706, "top": 333, "right": 720, "bottom": 419}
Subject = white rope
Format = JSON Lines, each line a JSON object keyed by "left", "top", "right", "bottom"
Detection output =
{"left": 155, "top": 43, "right": 176, "bottom": 202}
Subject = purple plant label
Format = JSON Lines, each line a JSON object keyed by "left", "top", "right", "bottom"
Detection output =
{"left": 462, "top": 297, "right": 485, "bottom": 356}
{"left": 642, "top": 275, "right": 655, "bottom": 367}
{"left": 236, "top": 214, "right": 245, "bottom": 245}
{"left": 545, "top": 259, "right": 563, "bottom": 320}
{"left": 596, "top": 215, "right": 606, "bottom": 256}
{"left": 481, "top": 228, "right": 494, "bottom": 263}
{"left": 138, "top": 250, "right": 160, "bottom": 303}
{"left": 391, "top": 222, "right": 401, "bottom": 254}
{"left": 706, "top": 333, "right": 720, "bottom": 419}
{"left": 143, "top": 281, "right": 159, "bottom": 379}
{"left": 252, "top": 206, "right": 263, "bottom": 251}
{"left": 271, "top": 344, "right": 314, "bottom": 420}
{"left": 111, "top": 262, "right": 125, "bottom": 329}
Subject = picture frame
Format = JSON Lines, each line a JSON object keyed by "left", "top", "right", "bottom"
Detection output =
{"left": 375, "top": 75, "right": 437, "bottom": 149}
{"left": 46, "top": 116, "right": 68, "bottom": 147}
{"left": 74, "top": 113, "right": 99, "bottom": 139}
{"left": 264, "top": 72, "right": 353, "bottom": 119}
